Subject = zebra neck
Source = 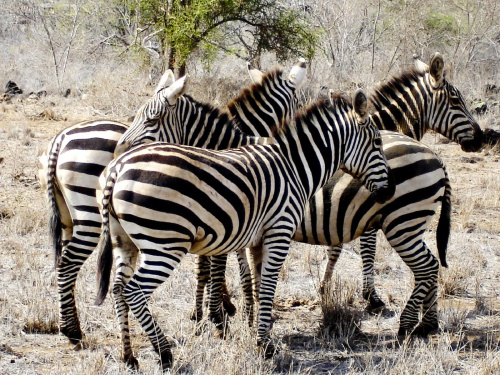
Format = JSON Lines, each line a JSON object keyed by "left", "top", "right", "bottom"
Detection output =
{"left": 275, "top": 104, "right": 343, "bottom": 201}
{"left": 229, "top": 101, "right": 275, "bottom": 138}
{"left": 177, "top": 97, "right": 262, "bottom": 149}
{"left": 227, "top": 69, "right": 294, "bottom": 138}
{"left": 370, "top": 71, "right": 430, "bottom": 141}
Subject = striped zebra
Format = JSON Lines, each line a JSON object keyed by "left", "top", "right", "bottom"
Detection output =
{"left": 94, "top": 91, "right": 394, "bottom": 369}
{"left": 39, "top": 119, "right": 129, "bottom": 346}
{"left": 330, "top": 52, "right": 482, "bottom": 311}
{"left": 39, "top": 62, "right": 305, "bottom": 347}
{"left": 38, "top": 73, "right": 186, "bottom": 347}
{"left": 212, "top": 53, "right": 480, "bottom": 336}
{"left": 114, "top": 61, "right": 307, "bottom": 324}
{"left": 298, "top": 131, "right": 451, "bottom": 336}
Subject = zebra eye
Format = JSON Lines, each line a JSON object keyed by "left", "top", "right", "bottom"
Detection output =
{"left": 450, "top": 96, "right": 462, "bottom": 106}
{"left": 374, "top": 138, "right": 382, "bottom": 147}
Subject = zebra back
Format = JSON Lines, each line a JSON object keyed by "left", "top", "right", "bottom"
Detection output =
{"left": 369, "top": 53, "right": 482, "bottom": 152}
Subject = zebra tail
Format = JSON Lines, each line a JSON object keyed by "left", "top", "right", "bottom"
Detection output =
{"left": 95, "top": 168, "right": 116, "bottom": 306}
{"left": 436, "top": 168, "right": 452, "bottom": 268}
{"left": 46, "top": 137, "right": 63, "bottom": 268}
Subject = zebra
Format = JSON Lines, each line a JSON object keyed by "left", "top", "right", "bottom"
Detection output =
{"left": 38, "top": 119, "right": 129, "bottom": 346}
{"left": 208, "top": 53, "right": 480, "bottom": 337}
{"left": 297, "top": 131, "right": 451, "bottom": 336}
{"left": 38, "top": 73, "right": 186, "bottom": 347}
{"left": 39, "top": 61, "right": 306, "bottom": 347}
{"left": 331, "top": 52, "right": 482, "bottom": 311}
{"left": 94, "top": 91, "right": 395, "bottom": 369}
{"left": 114, "top": 61, "right": 307, "bottom": 323}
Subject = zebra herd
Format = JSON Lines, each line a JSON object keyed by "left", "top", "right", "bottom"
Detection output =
{"left": 38, "top": 53, "right": 482, "bottom": 370}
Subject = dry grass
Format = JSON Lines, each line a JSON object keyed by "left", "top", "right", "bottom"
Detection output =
{"left": 0, "top": 78, "right": 499, "bottom": 374}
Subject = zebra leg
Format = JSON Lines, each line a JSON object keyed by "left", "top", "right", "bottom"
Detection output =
{"left": 320, "top": 245, "right": 342, "bottom": 294}
{"left": 122, "top": 248, "right": 187, "bottom": 370}
{"left": 192, "top": 255, "right": 235, "bottom": 324}
{"left": 414, "top": 253, "right": 440, "bottom": 336}
{"left": 221, "top": 277, "right": 236, "bottom": 317}
{"left": 255, "top": 238, "right": 291, "bottom": 358}
{"left": 394, "top": 241, "right": 440, "bottom": 337}
{"left": 237, "top": 248, "right": 255, "bottom": 325}
{"left": 191, "top": 255, "right": 210, "bottom": 322}
{"left": 360, "top": 229, "right": 386, "bottom": 311}
{"left": 110, "top": 219, "right": 140, "bottom": 369}
{"left": 57, "top": 219, "right": 98, "bottom": 348}
{"left": 49, "top": 187, "right": 85, "bottom": 347}
{"left": 208, "top": 254, "right": 230, "bottom": 338}
{"left": 249, "top": 245, "right": 264, "bottom": 305}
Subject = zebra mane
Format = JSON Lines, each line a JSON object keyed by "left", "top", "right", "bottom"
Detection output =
{"left": 181, "top": 94, "right": 235, "bottom": 129}
{"left": 274, "top": 97, "right": 351, "bottom": 138}
{"left": 371, "top": 67, "right": 426, "bottom": 112}
{"left": 227, "top": 67, "right": 285, "bottom": 116}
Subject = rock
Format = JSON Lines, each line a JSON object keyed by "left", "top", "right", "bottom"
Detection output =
{"left": 470, "top": 99, "right": 487, "bottom": 115}
{"left": 0, "top": 93, "right": 11, "bottom": 103}
{"left": 5, "top": 81, "right": 22, "bottom": 95}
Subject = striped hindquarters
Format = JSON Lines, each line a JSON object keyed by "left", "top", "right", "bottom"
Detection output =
{"left": 41, "top": 120, "right": 128, "bottom": 265}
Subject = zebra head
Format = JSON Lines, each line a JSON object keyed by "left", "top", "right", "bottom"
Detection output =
{"left": 418, "top": 53, "right": 483, "bottom": 152}
{"left": 342, "top": 90, "right": 395, "bottom": 204}
{"left": 114, "top": 71, "right": 188, "bottom": 157}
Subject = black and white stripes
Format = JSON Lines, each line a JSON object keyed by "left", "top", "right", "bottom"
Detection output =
{"left": 38, "top": 63, "right": 303, "bottom": 348}
{"left": 94, "top": 92, "right": 394, "bottom": 369}
{"left": 39, "top": 119, "right": 128, "bottom": 345}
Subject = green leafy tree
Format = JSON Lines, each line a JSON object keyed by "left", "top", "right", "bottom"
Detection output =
{"left": 126, "top": 0, "right": 318, "bottom": 73}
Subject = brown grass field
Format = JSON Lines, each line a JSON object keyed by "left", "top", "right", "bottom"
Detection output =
{"left": 0, "top": 90, "right": 499, "bottom": 374}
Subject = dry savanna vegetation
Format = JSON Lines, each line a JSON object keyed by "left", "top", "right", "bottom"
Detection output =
{"left": 1, "top": 0, "right": 500, "bottom": 374}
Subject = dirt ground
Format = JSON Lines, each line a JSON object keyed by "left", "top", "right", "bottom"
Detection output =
{"left": 0, "top": 98, "right": 499, "bottom": 374}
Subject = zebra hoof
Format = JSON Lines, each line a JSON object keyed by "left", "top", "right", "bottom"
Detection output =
{"left": 158, "top": 350, "right": 173, "bottom": 370}
{"left": 124, "top": 353, "right": 139, "bottom": 371}
{"left": 397, "top": 324, "right": 417, "bottom": 338}
{"left": 189, "top": 308, "right": 202, "bottom": 322}
{"left": 363, "top": 292, "right": 386, "bottom": 312}
{"left": 66, "top": 334, "right": 85, "bottom": 351}
{"left": 69, "top": 340, "right": 86, "bottom": 351}
{"left": 257, "top": 340, "right": 277, "bottom": 359}
{"left": 61, "top": 326, "right": 84, "bottom": 348}
{"left": 413, "top": 322, "right": 439, "bottom": 337}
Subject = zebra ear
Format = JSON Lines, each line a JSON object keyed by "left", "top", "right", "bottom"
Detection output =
{"left": 155, "top": 70, "right": 176, "bottom": 93}
{"left": 161, "top": 75, "right": 188, "bottom": 105}
{"left": 413, "top": 54, "right": 429, "bottom": 73}
{"left": 328, "top": 89, "right": 335, "bottom": 104}
{"left": 429, "top": 53, "right": 445, "bottom": 88}
{"left": 247, "top": 62, "right": 265, "bottom": 84}
{"left": 353, "top": 89, "right": 368, "bottom": 124}
{"left": 288, "top": 58, "right": 307, "bottom": 87}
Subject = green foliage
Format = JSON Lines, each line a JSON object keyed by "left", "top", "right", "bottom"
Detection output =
{"left": 128, "top": 0, "right": 319, "bottom": 68}
{"left": 424, "top": 12, "right": 459, "bottom": 35}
